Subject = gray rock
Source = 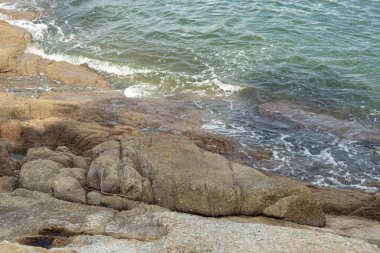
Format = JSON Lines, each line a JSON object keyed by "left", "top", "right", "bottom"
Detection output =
{"left": 0, "top": 176, "right": 17, "bottom": 193}
{"left": 87, "top": 191, "right": 141, "bottom": 210}
{"left": 91, "top": 140, "right": 120, "bottom": 159}
{"left": 87, "top": 155, "right": 120, "bottom": 193}
{"left": 0, "top": 138, "right": 18, "bottom": 177}
{"left": 26, "top": 147, "right": 72, "bottom": 167}
{"left": 53, "top": 172, "right": 86, "bottom": 203}
{"left": 19, "top": 160, "right": 63, "bottom": 194}
{"left": 26, "top": 146, "right": 89, "bottom": 170}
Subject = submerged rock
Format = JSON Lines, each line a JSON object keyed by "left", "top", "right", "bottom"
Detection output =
{"left": 258, "top": 101, "right": 380, "bottom": 144}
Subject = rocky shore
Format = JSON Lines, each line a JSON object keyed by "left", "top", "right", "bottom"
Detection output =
{"left": 0, "top": 3, "right": 379, "bottom": 252}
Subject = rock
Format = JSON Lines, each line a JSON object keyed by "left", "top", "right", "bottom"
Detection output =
{"left": 16, "top": 53, "right": 52, "bottom": 77}
{"left": 0, "top": 8, "right": 40, "bottom": 21}
{"left": 0, "top": 189, "right": 379, "bottom": 252}
{"left": 87, "top": 191, "right": 141, "bottom": 210}
{"left": 0, "top": 21, "right": 31, "bottom": 73}
{"left": 26, "top": 147, "right": 72, "bottom": 167}
{"left": 87, "top": 136, "right": 325, "bottom": 227}
{"left": 352, "top": 195, "right": 380, "bottom": 221}
{"left": 0, "top": 176, "right": 17, "bottom": 192}
{"left": 19, "top": 156, "right": 87, "bottom": 202}
{"left": 87, "top": 155, "right": 120, "bottom": 193}
{"left": 19, "top": 160, "right": 63, "bottom": 195}
{"left": 0, "top": 189, "right": 378, "bottom": 253}
{"left": 0, "top": 138, "right": 19, "bottom": 176}
{"left": 45, "top": 61, "right": 109, "bottom": 89}
{"left": 263, "top": 194, "right": 326, "bottom": 227}
{"left": 324, "top": 215, "right": 380, "bottom": 247}
{"left": 310, "top": 186, "right": 380, "bottom": 221}
{"left": 258, "top": 101, "right": 380, "bottom": 144}
{"left": 53, "top": 172, "right": 86, "bottom": 203}
{"left": 0, "top": 241, "right": 75, "bottom": 253}
{"left": 59, "top": 168, "right": 87, "bottom": 187}
{"left": 91, "top": 140, "right": 120, "bottom": 159}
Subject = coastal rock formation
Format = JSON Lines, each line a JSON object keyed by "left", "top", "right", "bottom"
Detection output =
{"left": 86, "top": 135, "right": 326, "bottom": 227}
{"left": 0, "top": 20, "right": 30, "bottom": 73}
{"left": 0, "top": 189, "right": 378, "bottom": 253}
{"left": 26, "top": 146, "right": 89, "bottom": 170}
{"left": 45, "top": 61, "right": 109, "bottom": 89}
{"left": 19, "top": 146, "right": 89, "bottom": 203}
{"left": 310, "top": 186, "right": 380, "bottom": 221}
{"left": 0, "top": 19, "right": 109, "bottom": 89}
{"left": 258, "top": 101, "right": 380, "bottom": 144}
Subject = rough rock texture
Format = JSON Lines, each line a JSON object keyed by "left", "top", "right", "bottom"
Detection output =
{"left": 26, "top": 146, "right": 89, "bottom": 170}
{"left": 310, "top": 186, "right": 380, "bottom": 221}
{"left": 0, "top": 190, "right": 378, "bottom": 253}
{"left": 19, "top": 160, "right": 63, "bottom": 195}
{"left": 259, "top": 101, "right": 380, "bottom": 144}
{"left": 0, "top": 176, "right": 17, "bottom": 192}
{"left": 0, "top": 138, "right": 19, "bottom": 176}
{"left": 186, "top": 132, "right": 273, "bottom": 165}
{"left": 87, "top": 136, "right": 325, "bottom": 227}
{"left": 45, "top": 61, "right": 109, "bottom": 89}
{"left": 87, "top": 191, "right": 141, "bottom": 210}
{"left": 19, "top": 157, "right": 87, "bottom": 203}
{"left": 16, "top": 53, "right": 52, "bottom": 76}
{"left": 0, "top": 19, "right": 109, "bottom": 89}
{"left": 0, "top": 20, "right": 30, "bottom": 73}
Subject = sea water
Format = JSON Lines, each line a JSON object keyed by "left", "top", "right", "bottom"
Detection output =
{"left": 2, "top": 0, "right": 379, "bottom": 191}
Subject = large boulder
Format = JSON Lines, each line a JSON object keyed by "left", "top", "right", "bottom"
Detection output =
{"left": 87, "top": 155, "right": 120, "bottom": 193}
{"left": 19, "top": 160, "right": 63, "bottom": 195}
{"left": 53, "top": 171, "right": 86, "bottom": 203}
{"left": 88, "top": 136, "right": 326, "bottom": 227}
{"left": 19, "top": 159, "right": 87, "bottom": 202}
{"left": 0, "top": 138, "right": 18, "bottom": 176}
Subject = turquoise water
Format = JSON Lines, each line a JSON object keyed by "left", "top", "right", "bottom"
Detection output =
{"left": 5, "top": 0, "right": 380, "bottom": 190}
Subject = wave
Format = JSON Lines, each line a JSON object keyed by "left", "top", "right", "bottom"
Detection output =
{"left": 26, "top": 46, "right": 154, "bottom": 76}
{"left": 0, "top": 13, "right": 48, "bottom": 40}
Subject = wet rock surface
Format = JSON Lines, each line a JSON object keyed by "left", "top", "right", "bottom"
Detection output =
{"left": 259, "top": 101, "right": 380, "bottom": 144}
{"left": 0, "top": 17, "right": 109, "bottom": 89}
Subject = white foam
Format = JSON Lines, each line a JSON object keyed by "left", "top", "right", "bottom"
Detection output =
{"left": 26, "top": 46, "right": 153, "bottom": 76}
{"left": 0, "top": 2, "right": 18, "bottom": 10}
{"left": 192, "top": 78, "right": 243, "bottom": 96}
{"left": 0, "top": 13, "right": 47, "bottom": 39}
{"left": 123, "top": 84, "right": 156, "bottom": 98}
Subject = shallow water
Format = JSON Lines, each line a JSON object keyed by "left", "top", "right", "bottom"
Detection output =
{"left": 2, "top": 0, "right": 380, "bottom": 191}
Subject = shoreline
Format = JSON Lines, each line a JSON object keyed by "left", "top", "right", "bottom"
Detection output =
{"left": 0, "top": 3, "right": 379, "bottom": 252}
